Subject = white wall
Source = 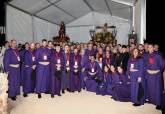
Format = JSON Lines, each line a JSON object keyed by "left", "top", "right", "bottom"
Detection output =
{"left": 66, "top": 12, "right": 130, "bottom": 44}
{"left": 6, "top": 5, "right": 33, "bottom": 43}
{"left": 6, "top": 5, "right": 58, "bottom": 44}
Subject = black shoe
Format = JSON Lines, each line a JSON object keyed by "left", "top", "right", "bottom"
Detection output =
{"left": 51, "top": 95, "right": 54, "bottom": 98}
{"left": 11, "top": 97, "right": 16, "bottom": 101}
{"left": 133, "top": 103, "right": 141, "bottom": 106}
{"left": 23, "top": 94, "right": 28, "bottom": 97}
{"left": 58, "top": 94, "right": 61, "bottom": 96}
{"left": 145, "top": 99, "right": 150, "bottom": 103}
{"left": 45, "top": 91, "right": 50, "bottom": 94}
{"left": 67, "top": 88, "right": 70, "bottom": 92}
{"left": 38, "top": 94, "right": 41, "bottom": 99}
{"left": 156, "top": 105, "right": 161, "bottom": 110}
{"left": 62, "top": 89, "right": 65, "bottom": 94}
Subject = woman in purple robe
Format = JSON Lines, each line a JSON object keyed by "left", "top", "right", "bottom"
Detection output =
{"left": 35, "top": 39, "right": 51, "bottom": 98}
{"left": 50, "top": 44, "right": 64, "bottom": 97}
{"left": 23, "top": 43, "right": 36, "bottom": 97}
{"left": 144, "top": 44, "right": 165, "bottom": 109}
{"left": 127, "top": 48, "right": 145, "bottom": 106}
{"left": 84, "top": 54, "right": 103, "bottom": 93}
{"left": 3, "top": 39, "right": 20, "bottom": 100}
{"left": 102, "top": 51, "right": 114, "bottom": 69}
{"left": 112, "top": 66, "right": 131, "bottom": 102}
{"left": 96, "top": 65, "right": 111, "bottom": 95}
{"left": 106, "top": 65, "right": 119, "bottom": 95}
{"left": 70, "top": 47, "right": 82, "bottom": 92}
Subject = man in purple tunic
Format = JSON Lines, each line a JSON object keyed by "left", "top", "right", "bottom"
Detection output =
{"left": 61, "top": 44, "right": 71, "bottom": 94}
{"left": 23, "top": 43, "right": 36, "bottom": 97}
{"left": 20, "top": 42, "right": 29, "bottom": 86}
{"left": 35, "top": 39, "right": 51, "bottom": 98}
{"left": 50, "top": 44, "right": 64, "bottom": 97}
{"left": 70, "top": 47, "right": 81, "bottom": 92}
{"left": 80, "top": 48, "right": 88, "bottom": 89}
{"left": 3, "top": 39, "right": 20, "bottom": 100}
{"left": 84, "top": 54, "right": 102, "bottom": 93}
{"left": 85, "top": 43, "right": 94, "bottom": 61}
{"left": 144, "top": 44, "right": 165, "bottom": 109}
{"left": 47, "top": 41, "right": 54, "bottom": 93}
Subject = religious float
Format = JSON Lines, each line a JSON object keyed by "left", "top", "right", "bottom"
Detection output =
{"left": 53, "top": 21, "right": 70, "bottom": 43}
{"left": 89, "top": 23, "right": 117, "bottom": 44}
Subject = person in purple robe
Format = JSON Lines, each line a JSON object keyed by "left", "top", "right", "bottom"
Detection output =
{"left": 96, "top": 47, "right": 104, "bottom": 70}
{"left": 46, "top": 41, "right": 54, "bottom": 93}
{"left": 106, "top": 65, "right": 119, "bottom": 95}
{"left": 70, "top": 47, "right": 82, "bottom": 92}
{"left": 20, "top": 42, "right": 29, "bottom": 86}
{"left": 111, "top": 66, "right": 131, "bottom": 102}
{"left": 3, "top": 39, "right": 21, "bottom": 100}
{"left": 35, "top": 39, "right": 51, "bottom": 98}
{"left": 144, "top": 44, "right": 165, "bottom": 110}
{"left": 85, "top": 43, "right": 94, "bottom": 61}
{"left": 61, "top": 44, "right": 72, "bottom": 94}
{"left": 84, "top": 54, "right": 102, "bottom": 93}
{"left": 103, "top": 51, "right": 114, "bottom": 69}
{"left": 80, "top": 48, "right": 88, "bottom": 89}
{"left": 22, "top": 43, "right": 36, "bottom": 97}
{"left": 50, "top": 44, "right": 64, "bottom": 97}
{"left": 96, "top": 65, "right": 111, "bottom": 96}
{"left": 127, "top": 48, "right": 145, "bottom": 106}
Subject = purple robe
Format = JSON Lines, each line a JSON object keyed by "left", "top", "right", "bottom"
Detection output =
{"left": 80, "top": 55, "right": 88, "bottom": 89}
{"left": 144, "top": 52, "right": 165, "bottom": 106}
{"left": 102, "top": 57, "right": 114, "bottom": 68}
{"left": 61, "top": 52, "right": 72, "bottom": 90}
{"left": 3, "top": 48, "right": 20, "bottom": 97}
{"left": 96, "top": 72, "right": 112, "bottom": 95}
{"left": 84, "top": 61, "right": 103, "bottom": 93}
{"left": 50, "top": 50, "right": 65, "bottom": 95}
{"left": 35, "top": 47, "right": 51, "bottom": 94}
{"left": 112, "top": 73, "right": 131, "bottom": 102}
{"left": 70, "top": 53, "right": 81, "bottom": 92}
{"left": 23, "top": 49, "right": 36, "bottom": 94}
{"left": 127, "top": 57, "right": 145, "bottom": 104}
{"left": 20, "top": 49, "right": 28, "bottom": 86}
{"left": 106, "top": 72, "right": 119, "bottom": 95}
{"left": 85, "top": 49, "right": 94, "bottom": 61}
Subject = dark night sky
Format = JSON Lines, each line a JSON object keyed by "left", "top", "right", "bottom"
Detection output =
{"left": 146, "top": 0, "right": 165, "bottom": 55}
{"left": 0, "top": 0, "right": 164, "bottom": 55}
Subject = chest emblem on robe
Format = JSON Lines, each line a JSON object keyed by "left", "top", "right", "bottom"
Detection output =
{"left": 149, "top": 57, "right": 154, "bottom": 64}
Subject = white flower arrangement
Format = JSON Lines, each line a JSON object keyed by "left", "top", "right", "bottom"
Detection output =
{"left": 0, "top": 73, "right": 8, "bottom": 114}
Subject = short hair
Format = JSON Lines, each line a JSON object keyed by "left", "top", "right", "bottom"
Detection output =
{"left": 25, "top": 42, "right": 29, "bottom": 45}
{"left": 42, "top": 39, "right": 47, "bottom": 42}
{"left": 48, "top": 40, "right": 52, "bottom": 44}
{"left": 122, "top": 45, "right": 127, "bottom": 48}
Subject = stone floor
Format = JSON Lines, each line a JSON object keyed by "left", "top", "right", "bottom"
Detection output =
{"left": 9, "top": 90, "right": 161, "bottom": 114}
